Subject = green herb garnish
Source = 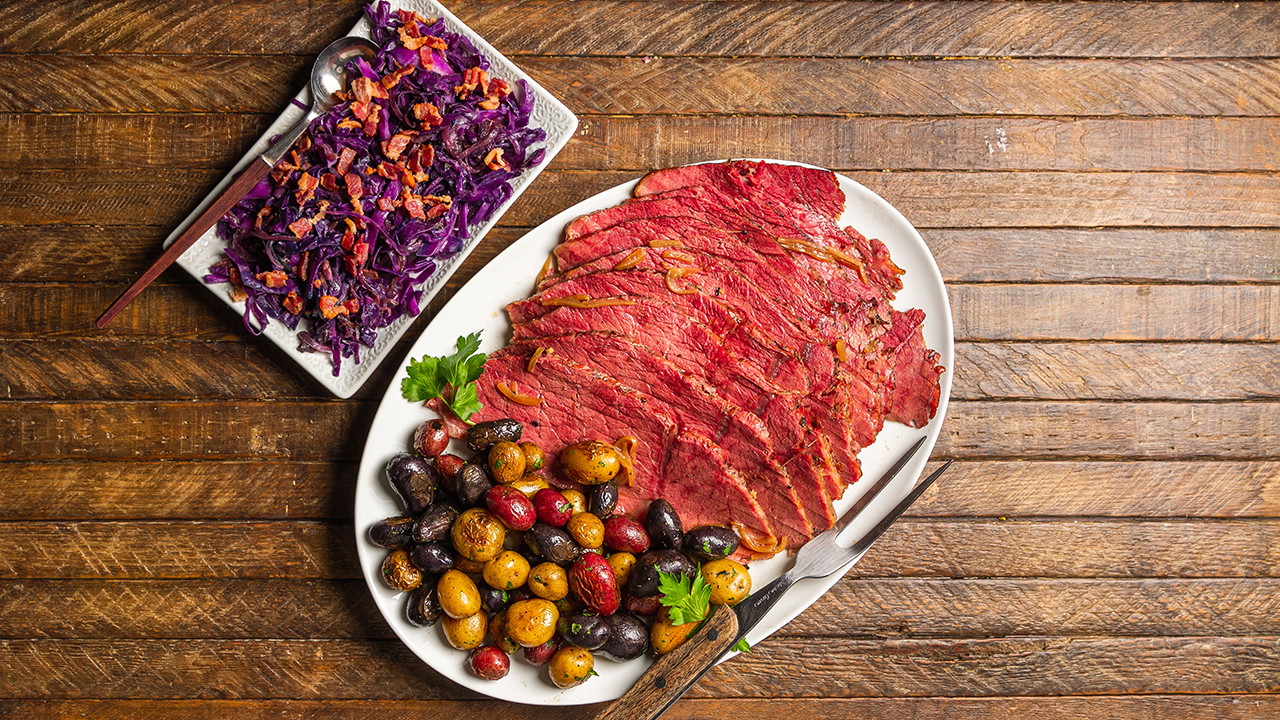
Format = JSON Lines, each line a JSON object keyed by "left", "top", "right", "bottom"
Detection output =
{"left": 401, "top": 331, "right": 487, "bottom": 421}
{"left": 731, "top": 638, "right": 751, "bottom": 653}
{"left": 657, "top": 570, "right": 713, "bottom": 626}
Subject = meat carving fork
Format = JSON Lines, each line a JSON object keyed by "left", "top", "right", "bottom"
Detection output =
{"left": 599, "top": 437, "right": 952, "bottom": 720}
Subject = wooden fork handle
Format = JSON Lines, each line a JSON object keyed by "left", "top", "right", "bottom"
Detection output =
{"left": 598, "top": 605, "right": 740, "bottom": 720}
{"left": 95, "top": 157, "right": 273, "bottom": 328}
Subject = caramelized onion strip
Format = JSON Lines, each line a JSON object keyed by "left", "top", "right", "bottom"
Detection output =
{"left": 612, "top": 248, "right": 646, "bottom": 270}
{"left": 665, "top": 267, "right": 701, "bottom": 295}
{"left": 543, "top": 294, "right": 636, "bottom": 309}
{"left": 496, "top": 381, "right": 543, "bottom": 406}
{"left": 731, "top": 521, "right": 786, "bottom": 555}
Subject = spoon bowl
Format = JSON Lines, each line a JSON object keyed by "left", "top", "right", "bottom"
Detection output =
{"left": 311, "top": 36, "right": 382, "bottom": 114}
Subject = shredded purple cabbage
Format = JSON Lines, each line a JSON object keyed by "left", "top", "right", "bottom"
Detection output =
{"left": 208, "top": 1, "right": 547, "bottom": 376}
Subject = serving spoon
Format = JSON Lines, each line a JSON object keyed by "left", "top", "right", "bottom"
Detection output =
{"left": 95, "top": 34, "right": 381, "bottom": 328}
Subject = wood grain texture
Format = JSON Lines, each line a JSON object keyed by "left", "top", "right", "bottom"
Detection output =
{"left": 2, "top": 460, "right": 1276, "bottom": 521}
{"left": 5, "top": 341, "right": 1276, "bottom": 402}
{"left": 1, "top": 697, "right": 1278, "bottom": 720}
{"left": 8, "top": 226, "right": 1280, "bottom": 284}
{"left": 2, "top": 519, "right": 1276, "bottom": 580}
{"left": 12, "top": 114, "right": 1280, "bottom": 172}
{"left": 9, "top": 284, "right": 1280, "bottom": 343}
{"left": 5, "top": 577, "right": 1278, "bottom": 640}
{"left": 2, "top": 399, "right": 1278, "bottom": 461}
{"left": 5, "top": 56, "right": 1280, "bottom": 116}
{"left": 9, "top": 169, "right": 1280, "bottom": 229}
{"left": 3, "top": 1, "right": 1279, "bottom": 58}
{"left": 0, "top": 636, "right": 1275, "bottom": 699}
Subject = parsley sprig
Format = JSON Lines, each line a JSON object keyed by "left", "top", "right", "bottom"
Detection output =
{"left": 657, "top": 570, "right": 712, "bottom": 626}
{"left": 400, "top": 332, "right": 487, "bottom": 421}
{"left": 658, "top": 570, "right": 753, "bottom": 653}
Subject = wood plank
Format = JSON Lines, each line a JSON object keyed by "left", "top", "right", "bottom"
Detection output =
{"left": 949, "top": 286, "right": 1280, "bottom": 341}
{"left": 2, "top": 697, "right": 1279, "bottom": 720}
{"left": 0, "top": 636, "right": 1274, "bottom": 699}
{"left": 6, "top": 56, "right": 1280, "bottom": 116}
{"left": 7, "top": 284, "right": 1280, "bottom": 343}
{"left": 4, "top": 578, "right": 1278, "bottom": 640}
{"left": 12, "top": 114, "right": 1280, "bottom": 173}
{"left": 5, "top": 340, "right": 1276, "bottom": 402}
{"left": 4, "top": 1, "right": 1279, "bottom": 58}
{"left": 2, "top": 400, "right": 1276, "bottom": 462}
{"left": 8, "top": 226, "right": 1280, "bottom": 285}
{"left": 0, "top": 462, "right": 355, "bottom": 520}
{"left": 6, "top": 169, "right": 1280, "bottom": 230}
{"left": 2, "top": 519, "right": 1276, "bottom": 580}
{"left": 2, "top": 460, "right": 1277, "bottom": 521}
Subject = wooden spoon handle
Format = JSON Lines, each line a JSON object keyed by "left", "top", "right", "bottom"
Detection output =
{"left": 598, "top": 605, "right": 739, "bottom": 720}
{"left": 95, "top": 156, "right": 274, "bottom": 328}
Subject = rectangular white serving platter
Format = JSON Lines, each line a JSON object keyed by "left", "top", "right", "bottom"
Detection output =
{"left": 163, "top": 0, "right": 578, "bottom": 398}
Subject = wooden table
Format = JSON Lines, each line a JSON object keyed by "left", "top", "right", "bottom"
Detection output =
{"left": 2, "top": 1, "right": 1278, "bottom": 717}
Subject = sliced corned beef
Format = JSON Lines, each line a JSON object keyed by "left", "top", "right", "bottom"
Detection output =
{"left": 509, "top": 334, "right": 821, "bottom": 541}
{"left": 474, "top": 349, "right": 780, "bottom": 544}
{"left": 634, "top": 160, "right": 846, "bottom": 224}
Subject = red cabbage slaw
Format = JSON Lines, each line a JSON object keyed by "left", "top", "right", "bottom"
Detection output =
{"left": 207, "top": 1, "right": 546, "bottom": 376}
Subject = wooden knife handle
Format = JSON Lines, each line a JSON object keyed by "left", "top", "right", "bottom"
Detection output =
{"left": 598, "top": 605, "right": 739, "bottom": 720}
{"left": 96, "top": 157, "right": 274, "bottom": 328}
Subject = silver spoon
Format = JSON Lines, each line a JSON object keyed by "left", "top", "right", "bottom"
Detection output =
{"left": 97, "top": 35, "right": 381, "bottom": 328}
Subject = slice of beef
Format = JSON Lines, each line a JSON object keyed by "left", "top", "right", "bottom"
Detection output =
{"left": 634, "top": 160, "right": 846, "bottom": 224}
{"left": 513, "top": 333, "right": 830, "bottom": 537}
{"left": 511, "top": 268, "right": 868, "bottom": 512}
{"left": 879, "top": 308, "right": 944, "bottom": 426}
{"left": 474, "top": 349, "right": 782, "bottom": 545}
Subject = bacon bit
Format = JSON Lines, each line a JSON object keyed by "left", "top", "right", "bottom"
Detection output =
{"left": 381, "top": 65, "right": 416, "bottom": 89}
{"left": 335, "top": 147, "right": 357, "bottom": 175}
{"left": 665, "top": 267, "right": 701, "bottom": 295}
{"left": 255, "top": 270, "right": 288, "bottom": 288}
{"left": 422, "top": 34, "right": 447, "bottom": 50}
{"left": 282, "top": 291, "right": 303, "bottom": 315}
{"left": 377, "top": 197, "right": 396, "bottom": 212}
{"left": 413, "top": 102, "right": 443, "bottom": 128}
{"left": 336, "top": 118, "right": 362, "bottom": 131}
{"left": 477, "top": 96, "right": 500, "bottom": 110}
{"left": 312, "top": 199, "right": 330, "bottom": 222}
{"left": 526, "top": 346, "right": 553, "bottom": 373}
{"left": 496, "top": 380, "right": 544, "bottom": 407}
{"left": 340, "top": 172, "right": 362, "bottom": 201}
{"left": 835, "top": 338, "right": 849, "bottom": 363}
{"left": 343, "top": 298, "right": 360, "bottom": 314}
{"left": 296, "top": 251, "right": 310, "bottom": 281}
{"left": 227, "top": 264, "right": 242, "bottom": 286}
{"left": 422, "top": 193, "right": 452, "bottom": 207}
{"left": 404, "top": 195, "right": 425, "bottom": 220}
{"left": 454, "top": 67, "right": 489, "bottom": 99}
{"left": 319, "top": 174, "right": 338, "bottom": 191}
{"left": 341, "top": 226, "right": 355, "bottom": 252}
{"left": 288, "top": 218, "right": 314, "bottom": 238}
{"left": 350, "top": 100, "right": 373, "bottom": 122}
{"left": 253, "top": 205, "right": 272, "bottom": 230}
{"left": 362, "top": 109, "right": 381, "bottom": 137}
{"left": 382, "top": 133, "right": 412, "bottom": 161}
{"left": 318, "top": 295, "right": 350, "bottom": 319}
{"left": 613, "top": 248, "right": 646, "bottom": 270}
{"left": 397, "top": 25, "right": 429, "bottom": 50}
{"left": 229, "top": 285, "right": 248, "bottom": 303}
{"left": 351, "top": 241, "right": 369, "bottom": 266}
{"left": 372, "top": 161, "right": 396, "bottom": 179}
{"left": 484, "top": 147, "right": 510, "bottom": 171}
{"left": 295, "top": 133, "right": 312, "bottom": 153}
{"left": 489, "top": 78, "right": 512, "bottom": 97}
{"left": 732, "top": 522, "right": 786, "bottom": 555}
{"left": 294, "top": 172, "right": 318, "bottom": 204}
{"left": 351, "top": 76, "right": 388, "bottom": 104}
{"left": 543, "top": 294, "right": 636, "bottom": 309}
{"left": 417, "top": 46, "right": 439, "bottom": 71}
{"left": 648, "top": 238, "right": 682, "bottom": 248}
